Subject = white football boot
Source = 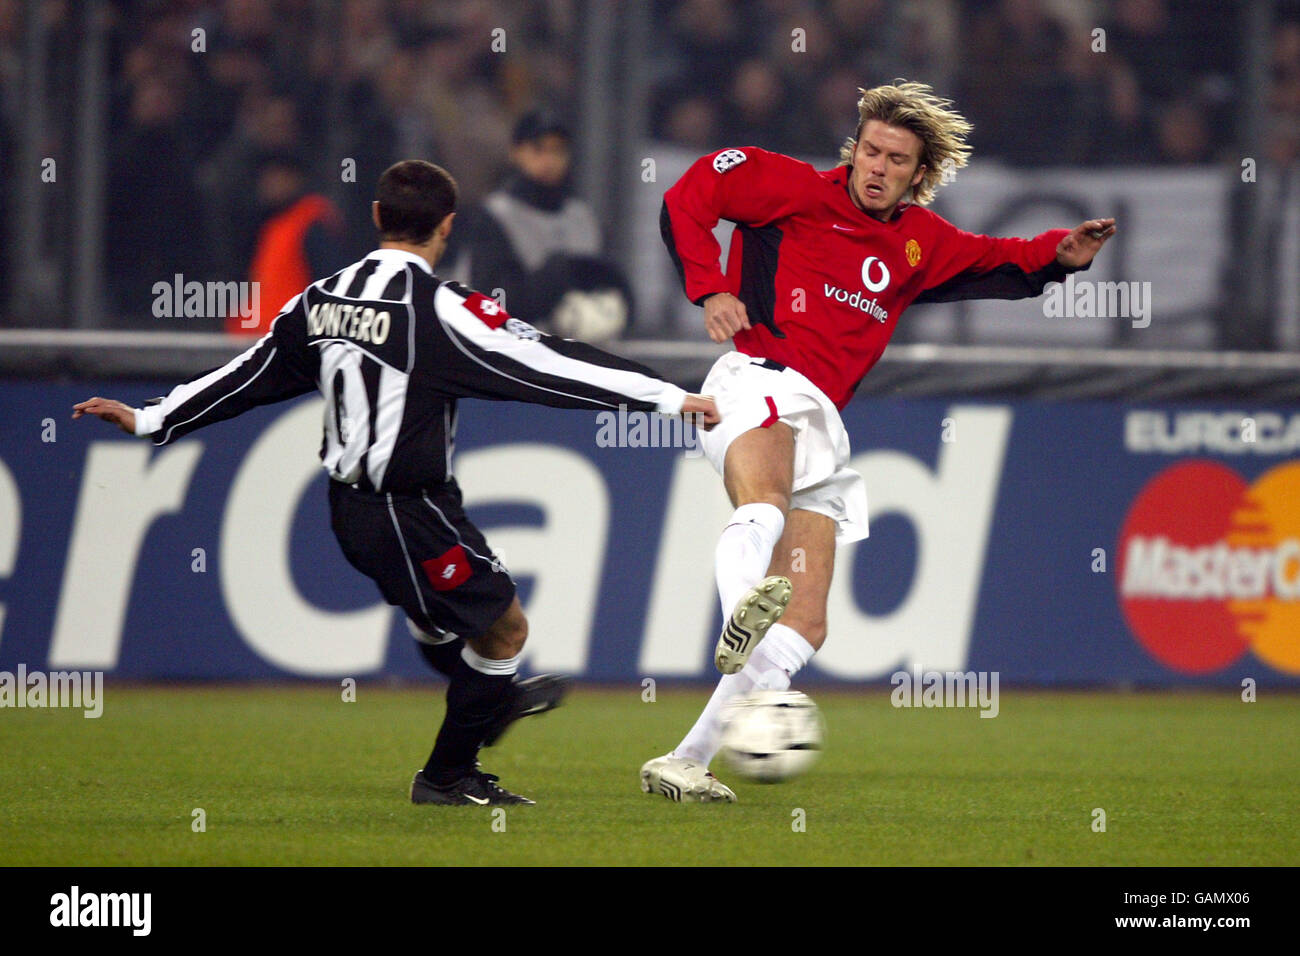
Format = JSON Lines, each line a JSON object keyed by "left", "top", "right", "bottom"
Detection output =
{"left": 640, "top": 754, "right": 737, "bottom": 803}
{"left": 715, "top": 575, "right": 793, "bottom": 674}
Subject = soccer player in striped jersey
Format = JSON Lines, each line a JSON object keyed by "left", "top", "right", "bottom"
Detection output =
{"left": 76, "top": 160, "right": 719, "bottom": 806}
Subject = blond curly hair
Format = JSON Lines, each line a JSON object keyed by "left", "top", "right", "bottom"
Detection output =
{"left": 838, "top": 80, "right": 973, "bottom": 206}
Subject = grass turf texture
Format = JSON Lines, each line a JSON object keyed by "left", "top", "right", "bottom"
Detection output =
{"left": 1, "top": 685, "right": 1294, "bottom": 866}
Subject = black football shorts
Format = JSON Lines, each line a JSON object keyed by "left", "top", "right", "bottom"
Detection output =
{"left": 328, "top": 477, "right": 515, "bottom": 640}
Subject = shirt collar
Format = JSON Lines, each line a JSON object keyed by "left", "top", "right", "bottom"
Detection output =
{"left": 368, "top": 247, "right": 435, "bottom": 275}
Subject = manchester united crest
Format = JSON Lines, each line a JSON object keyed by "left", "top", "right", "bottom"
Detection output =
{"left": 905, "top": 239, "right": 922, "bottom": 267}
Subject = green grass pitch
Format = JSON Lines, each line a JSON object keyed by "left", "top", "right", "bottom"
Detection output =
{"left": 1, "top": 685, "right": 1294, "bottom": 866}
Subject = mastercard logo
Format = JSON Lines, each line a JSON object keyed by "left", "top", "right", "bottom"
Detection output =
{"left": 1117, "top": 459, "right": 1300, "bottom": 674}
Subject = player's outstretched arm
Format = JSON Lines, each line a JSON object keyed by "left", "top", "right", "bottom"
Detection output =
{"left": 432, "top": 281, "right": 721, "bottom": 426}
{"left": 74, "top": 307, "right": 315, "bottom": 445}
{"left": 72, "top": 397, "right": 136, "bottom": 434}
{"left": 917, "top": 214, "right": 1118, "bottom": 305}
{"left": 1055, "top": 218, "right": 1117, "bottom": 269}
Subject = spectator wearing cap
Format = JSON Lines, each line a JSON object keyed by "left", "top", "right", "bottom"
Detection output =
{"left": 446, "top": 109, "right": 631, "bottom": 343}
{"left": 228, "top": 152, "right": 347, "bottom": 336}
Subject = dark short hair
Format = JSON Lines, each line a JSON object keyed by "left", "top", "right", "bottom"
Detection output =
{"left": 375, "top": 160, "right": 458, "bottom": 243}
{"left": 512, "top": 109, "right": 571, "bottom": 145}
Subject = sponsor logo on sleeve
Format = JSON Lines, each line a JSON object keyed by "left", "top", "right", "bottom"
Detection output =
{"left": 463, "top": 292, "right": 509, "bottom": 329}
{"left": 504, "top": 317, "right": 541, "bottom": 341}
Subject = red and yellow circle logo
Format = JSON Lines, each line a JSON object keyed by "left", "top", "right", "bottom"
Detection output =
{"left": 1117, "top": 459, "right": 1300, "bottom": 674}
{"left": 905, "top": 239, "right": 922, "bottom": 267}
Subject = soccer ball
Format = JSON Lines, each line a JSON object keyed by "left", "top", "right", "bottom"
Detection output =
{"left": 718, "top": 690, "right": 825, "bottom": 783}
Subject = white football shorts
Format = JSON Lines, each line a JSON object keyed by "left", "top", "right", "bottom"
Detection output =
{"left": 697, "top": 351, "right": 869, "bottom": 542}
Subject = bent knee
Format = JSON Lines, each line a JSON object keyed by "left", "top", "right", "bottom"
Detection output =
{"left": 742, "top": 492, "right": 790, "bottom": 514}
{"left": 482, "top": 602, "right": 528, "bottom": 656}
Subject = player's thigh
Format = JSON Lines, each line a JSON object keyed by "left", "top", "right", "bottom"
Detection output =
{"left": 765, "top": 507, "right": 836, "bottom": 649}
{"left": 328, "top": 481, "right": 515, "bottom": 643}
{"left": 722, "top": 421, "right": 796, "bottom": 510}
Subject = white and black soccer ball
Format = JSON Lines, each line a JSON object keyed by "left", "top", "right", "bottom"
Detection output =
{"left": 719, "top": 690, "right": 824, "bottom": 783}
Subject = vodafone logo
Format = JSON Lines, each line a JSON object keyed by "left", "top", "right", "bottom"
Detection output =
{"left": 1117, "top": 460, "right": 1300, "bottom": 674}
{"left": 861, "top": 256, "right": 890, "bottom": 293}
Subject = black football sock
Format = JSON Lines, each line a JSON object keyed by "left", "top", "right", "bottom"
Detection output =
{"left": 424, "top": 655, "right": 516, "bottom": 783}
{"left": 415, "top": 636, "right": 464, "bottom": 678}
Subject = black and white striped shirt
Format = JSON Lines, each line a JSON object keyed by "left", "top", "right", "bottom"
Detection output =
{"left": 133, "top": 248, "right": 685, "bottom": 493}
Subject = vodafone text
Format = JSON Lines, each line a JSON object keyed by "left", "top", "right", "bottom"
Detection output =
{"left": 822, "top": 284, "right": 888, "bottom": 322}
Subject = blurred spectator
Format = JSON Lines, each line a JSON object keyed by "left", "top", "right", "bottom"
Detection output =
{"left": 410, "top": 24, "right": 513, "bottom": 201}
{"left": 808, "top": 66, "right": 870, "bottom": 158}
{"left": 200, "top": 92, "right": 305, "bottom": 283}
{"left": 229, "top": 152, "right": 346, "bottom": 335}
{"left": 448, "top": 110, "right": 631, "bottom": 342}
{"left": 720, "top": 59, "right": 789, "bottom": 146}
{"left": 663, "top": 0, "right": 752, "bottom": 87}
{"left": 106, "top": 71, "right": 209, "bottom": 318}
{"left": 1057, "top": 26, "right": 1147, "bottom": 163}
{"left": 1155, "top": 98, "right": 1214, "bottom": 165}
{"left": 336, "top": 42, "right": 444, "bottom": 260}
{"left": 958, "top": 0, "right": 1078, "bottom": 164}
{"left": 654, "top": 88, "right": 721, "bottom": 150}
{"left": 1269, "top": 20, "right": 1300, "bottom": 166}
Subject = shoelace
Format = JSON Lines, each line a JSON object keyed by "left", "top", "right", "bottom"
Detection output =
{"left": 473, "top": 770, "right": 507, "bottom": 794}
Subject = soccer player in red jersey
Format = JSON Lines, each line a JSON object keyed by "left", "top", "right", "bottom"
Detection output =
{"left": 642, "top": 81, "right": 1115, "bottom": 801}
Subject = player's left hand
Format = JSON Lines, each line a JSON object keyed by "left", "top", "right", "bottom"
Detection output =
{"left": 1056, "top": 218, "right": 1116, "bottom": 268}
{"left": 73, "top": 397, "right": 137, "bottom": 434}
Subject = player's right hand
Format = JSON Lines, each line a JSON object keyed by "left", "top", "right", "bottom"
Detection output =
{"left": 72, "top": 397, "right": 137, "bottom": 435}
{"left": 681, "top": 393, "right": 721, "bottom": 430}
{"left": 703, "top": 293, "right": 750, "bottom": 343}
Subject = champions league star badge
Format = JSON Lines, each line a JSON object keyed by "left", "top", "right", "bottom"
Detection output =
{"left": 712, "top": 149, "right": 748, "bottom": 173}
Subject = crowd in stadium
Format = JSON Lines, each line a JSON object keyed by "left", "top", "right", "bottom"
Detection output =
{"left": 0, "top": 0, "right": 1297, "bottom": 330}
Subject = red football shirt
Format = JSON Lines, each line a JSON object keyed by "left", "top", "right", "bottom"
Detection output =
{"left": 661, "top": 147, "right": 1073, "bottom": 408}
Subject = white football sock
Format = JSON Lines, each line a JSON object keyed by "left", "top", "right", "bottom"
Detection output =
{"left": 461, "top": 645, "right": 520, "bottom": 677}
{"left": 674, "top": 623, "right": 817, "bottom": 766}
{"left": 715, "top": 502, "right": 785, "bottom": 619}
